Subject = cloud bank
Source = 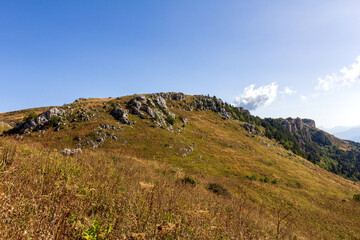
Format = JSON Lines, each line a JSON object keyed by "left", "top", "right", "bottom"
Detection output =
{"left": 234, "top": 82, "right": 278, "bottom": 110}
{"left": 316, "top": 56, "right": 360, "bottom": 91}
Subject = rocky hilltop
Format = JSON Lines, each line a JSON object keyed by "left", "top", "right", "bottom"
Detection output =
{"left": 5, "top": 93, "right": 263, "bottom": 150}
{"left": 7, "top": 92, "right": 256, "bottom": 138}
{"left": 4, "top": 92, "right": 360, "bottom": 182}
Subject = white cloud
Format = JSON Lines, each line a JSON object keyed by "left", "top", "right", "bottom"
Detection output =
{"left": 283, "top": 87, "right": 296, "bottom": 95}
{"left": 234, "top": 82, "right": 278, "bottom": 110}
{"left": 300, "top": 95, "right": 307, "bottom": 101}
{"left": 316, "top": 56, "right": 360, "bottom": 91}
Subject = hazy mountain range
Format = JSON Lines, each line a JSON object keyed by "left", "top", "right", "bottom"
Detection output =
{"left": 320, "top": 125, "right": 360, "bottom": 143}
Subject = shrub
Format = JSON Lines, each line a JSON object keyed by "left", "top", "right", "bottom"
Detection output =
{"left": 245, "top": 175, "right": 258, "bottom": 181}
{"left": 182, "top": 176, "right": 197, "bottom": 187}
{"left": 166, "top": 115, "right": 176, "bottom": 125}
{"left": 87, "top": 132, "right": 96, "bottom": 138}
{"left": 23, "top": 112, "right": 38, "bottom": 122}
{"left": 83, "top": 218, "right": 112, "bottom": 240}
{"left": 48, "top": 116, "right": 62, "bottom": 127}
{"left": 271, "top": 179, "right": 278, "bottom": 184}
{"left": 250, "top": 175, "right": 257, "bottom": 181}
{"left": 353, "top": 194, "right": 360, "bottom": 201}
{"left": 207, "top": 183, "right": 231, "bottom": 198}
{"left": 110, "top": 101, "right": 117, "bottom": 108}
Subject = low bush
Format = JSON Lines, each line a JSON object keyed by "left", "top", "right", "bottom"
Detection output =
{"left": 48, "top": 116, "right": 62, "bottom": 127}
{"left": 23, "top": 112, "right": 38, "bottom": 122}
{"left": 181, "top": 176, "right": 196, "bottom": 187}
{"left": 262, "top": 177, "right": 270, "bottom": 183}
{"left": 353, "top": 194, "right": 360, "bottom": 201}
{"left": 207, "top": 182, "right": 231, "bottom": 198}
{"left": 166, "top": 116, "right": 175, "bottom": 125}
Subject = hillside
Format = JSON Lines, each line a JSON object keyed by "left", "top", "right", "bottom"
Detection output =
{"left": 1, "top": 92, "right": 360, "bottom": 239}
{"left": 264, "top": 117, "right": 360, "bottom": 180}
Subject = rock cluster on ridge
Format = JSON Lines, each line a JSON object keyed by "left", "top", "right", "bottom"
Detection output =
{"left": 10, "top": 108, "right": 64, "bottom": 134}
{"left": 6, "top": 92, "right": 251, "bottom": 136}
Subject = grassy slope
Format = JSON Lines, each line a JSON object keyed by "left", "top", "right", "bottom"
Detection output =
{"left": 1, "top": 96, "right": 360, "bottom": 239}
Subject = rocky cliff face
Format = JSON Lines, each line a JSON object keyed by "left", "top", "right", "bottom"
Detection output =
{"left": 282, "top": 118, "right": 304, "bottom": 133}
{"left": 302, "top": 119, "right": 316, "bottom": 128}
{"left": 281, "top": 118, "right": 316, "bottom": 134}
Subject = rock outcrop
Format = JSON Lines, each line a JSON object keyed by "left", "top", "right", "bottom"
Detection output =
{"left": 190, "top": 95, "right": 236, "bottom": 120}
{"left": 119, "top": 93, "right": 251, "bottom": 128}
{"left": 11, "top": 108, "right": 64, "bottom": 134}
{"left": 61, "top": 148, "right": 82, "bottom": 156}
{"left": 155, "top": 92, "right": 185, "bottom": 101}
{"left": 302, "top": 119, "right": 316, "bottom": 128}
{"left": 6, "top": 92, "right": 251, "bottom": 138}
{"left": 282, "top": 118, "right": 304, "bottom": 133}
{"left": 235, "top": 107, "right": 250, "bottom": 116}
{"left": 242, "top": 123, "right": 261, "bottom": 135}
{"left": 282, "top": 118, "right": 316, "bottom": 134}
{"left": 111, "top": 107, "right": 131, "bottom": 124}
{"left": 119, "top": 93, "right": 180, "bottom": 129}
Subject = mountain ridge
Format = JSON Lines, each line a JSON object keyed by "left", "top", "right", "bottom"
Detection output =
{"left": 1, "top": 92, "right": 360, "bottom": 239}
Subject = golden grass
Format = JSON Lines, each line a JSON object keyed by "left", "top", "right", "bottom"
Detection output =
{"left": 1, "top": 96, "right": 360, "bottom": 239}
{"left": 0, "top": 139, "right": 277, "bottom": 239}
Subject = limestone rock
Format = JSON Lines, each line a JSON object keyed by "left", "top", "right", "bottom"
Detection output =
{"left": 10, "top": 108, "right": 64, "bottom": 134}
{"left": 140, "top": 105, "right": 155, "bottom": 118}
{"left": 111, "top": 107, "right": 130, "bottom": 124}
{"left": 130, "top": 106, "right": 145, "bottom": 117}
{"left": 191, "top": 95, "right": 238, "bottom": 120}
{"left": 242, "top": 123, "right": 261, "bottom": 135}
{"left": 156, "top": 92, "right": 185, "bottom": 101}
{"left": 302, "top": 119, "right": 316, "bottom": 128}
{"left": 182, "top": 118, "right": 189, "bottom": 124}
{"left": 62, "top": 148, "right": 82, "bottom": 156}
{"left": 152, "top": 94, "right": 168, "bottom": 110}
{"left": 282, "top": 118, "right": 305, "bottom": 133}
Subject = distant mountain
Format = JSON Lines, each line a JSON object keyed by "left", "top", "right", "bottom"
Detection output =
{"left": 320, "top": 125, "right": 360, "bottom": 143}
{"left": 333, "top": 127, "right": 360, "bottom": 143}
{"left": 320, "top": 126, "right": 354, "bottom": 134}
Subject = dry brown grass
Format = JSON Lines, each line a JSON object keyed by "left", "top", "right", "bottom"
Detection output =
{"left": 0, "top": 139, "right": 281, "bottom": 239}
{"left": 1, "top": 95, "right": 360, "bottom": 239}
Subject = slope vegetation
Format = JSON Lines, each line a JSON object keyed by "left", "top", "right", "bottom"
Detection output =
{"left": 1, "top": 93, "right": 360, "bottom": 239}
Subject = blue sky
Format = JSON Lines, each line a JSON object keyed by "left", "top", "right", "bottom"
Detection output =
{"left": 1, "top": 1, "right": 360, "bottom": 128}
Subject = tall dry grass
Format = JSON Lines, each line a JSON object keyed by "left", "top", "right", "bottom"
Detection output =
{"left": 0, "top": 139, "right": 293, "bottom": 239}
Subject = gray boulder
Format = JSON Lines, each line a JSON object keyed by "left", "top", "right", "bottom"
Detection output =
{"left": 62, "top": 148, "right": 82, "bottom": 156}
{"left": 152, "top": 95, "right": 168, "bottom": 110}
{"left": 130, "top": 106, "right": 144, "bottom": 117}
{"left": 111, "top": 107, "right": 130, "bottom": 124}
{"left": 140, "top": 105, "right": 155, "bottom": 118}
{"left": 242, "top": 123, "right": 261, "bottom": 135}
